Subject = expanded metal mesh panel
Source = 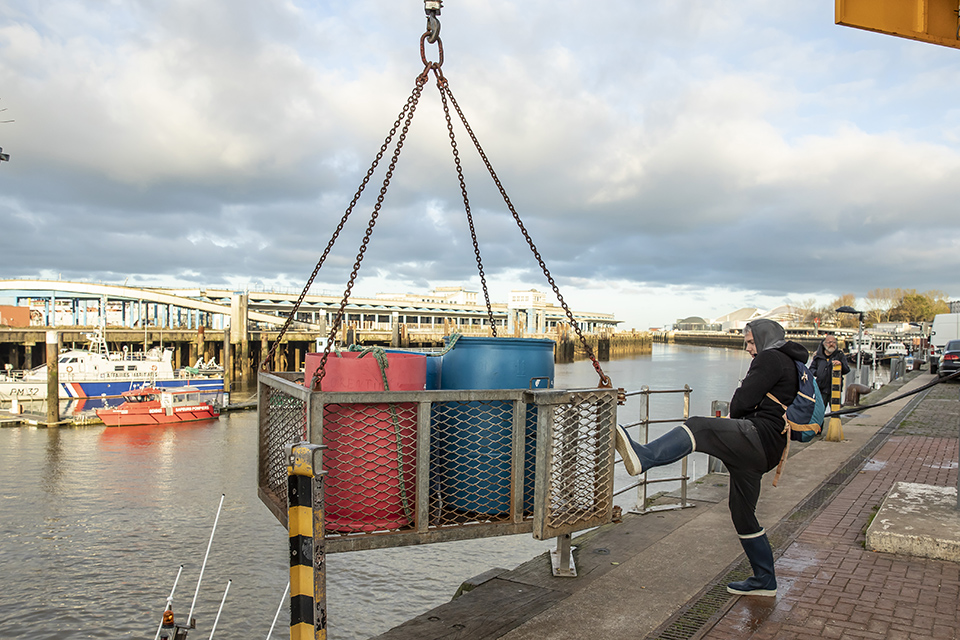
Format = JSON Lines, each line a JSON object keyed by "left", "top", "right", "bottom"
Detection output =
{"left": 322, "top": 400, "right": 419, "bottom": 534}
{"left": 533, "top": 390, "right": 617, "bottom": 539}
{"left": 258, "top": 382, "right": 308, "bottom": 523}
{"left": 429, "top": 399, "right": 524, "bottom": 526}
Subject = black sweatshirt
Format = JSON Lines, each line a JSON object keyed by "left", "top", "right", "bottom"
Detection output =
{"left": 730, "top": 341, "right": 809, "bottom": 470}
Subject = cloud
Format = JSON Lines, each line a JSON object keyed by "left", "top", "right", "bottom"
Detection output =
{"left": 0, "top": 0, "right": 958, "bottom": 331}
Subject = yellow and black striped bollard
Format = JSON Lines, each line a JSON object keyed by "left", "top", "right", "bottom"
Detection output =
{"left": 824, "top": 360, "right": 844, "bottom": 442}
{"left": 287, "top": 442, "right": 327, "bottom": 640}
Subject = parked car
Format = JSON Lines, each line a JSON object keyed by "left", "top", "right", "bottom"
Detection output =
{"left": 938, "top": 340, "right": 960, "bottom": 380}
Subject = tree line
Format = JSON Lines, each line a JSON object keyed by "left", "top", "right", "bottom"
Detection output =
{"left": 795, "top": 289, "right": 951, "bottom": 329}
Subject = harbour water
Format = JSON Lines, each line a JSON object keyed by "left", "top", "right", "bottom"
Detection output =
{"left": 0, "top": 343, "right": 781, "bottom": 640}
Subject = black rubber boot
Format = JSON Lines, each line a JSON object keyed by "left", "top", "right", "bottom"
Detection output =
{"left": 614, "top": 425, "right": 694, "bottom": 476}
{"left": 727, "top": 532, "right": 777, "bottom": 597}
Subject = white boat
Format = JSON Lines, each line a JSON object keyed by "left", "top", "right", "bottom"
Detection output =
{"left": 883, "top": 342, "right": 909, "bottom": 357}
{"left": 0, "top": 328, "right": 223, "bottom": 401}
{"left": 847, "top": 335, "right": 874, "bottom": 364}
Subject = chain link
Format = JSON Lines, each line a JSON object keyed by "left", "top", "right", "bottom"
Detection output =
{"left": 310, "top": 70, "right": 431, "bottom": 390}
{"left": 262, "top": 68, "right": 431, "bottom": 372}
{"left": 437, "top": 80, "right": 611, "bottom": 387}
{"left": 266, "top": 32, "right": 610, "bottom": 389}
{"left": 434, "top": 69, "right": 498, "bottom": 336}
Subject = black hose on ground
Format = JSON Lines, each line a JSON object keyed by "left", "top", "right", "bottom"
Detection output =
{"left": 824, "top": 369, "right": 960, "bottom": 418}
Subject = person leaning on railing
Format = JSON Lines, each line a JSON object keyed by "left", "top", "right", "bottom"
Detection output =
{"left": 809, "top": 334, "right": 850, "bottom": 410}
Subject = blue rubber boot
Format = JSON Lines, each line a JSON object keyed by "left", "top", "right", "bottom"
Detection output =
{"left": 614, "top": 424, "right": 694, "bottom": 476}
{"left": 727, "top": 532, "right": 777, "bottom": 597}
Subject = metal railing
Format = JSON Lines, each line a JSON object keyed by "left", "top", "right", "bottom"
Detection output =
{"left": 613, "top": 384, "right": 693, "bottom": 514}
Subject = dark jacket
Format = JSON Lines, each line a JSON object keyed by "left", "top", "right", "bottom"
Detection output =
{"left": 730, "top": 319, "right": 809, "bottom": 470}
{"left": 809, "top": 342, "right": 850, "bottom": 401}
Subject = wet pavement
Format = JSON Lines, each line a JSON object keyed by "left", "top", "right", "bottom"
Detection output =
{"left": 375, "top": 371, "right": 960, "bottom": 640}
{"left": 705, "top": 379, "right": 960, "bottom": 640}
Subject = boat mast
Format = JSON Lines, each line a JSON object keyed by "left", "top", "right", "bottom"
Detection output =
{"left": 87, "top": 309, "right": 110, "bottom": 357}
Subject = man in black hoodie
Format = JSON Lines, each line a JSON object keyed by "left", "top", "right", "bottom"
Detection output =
{"left": 615, "top": 318, "right": 808, "bottom": 597}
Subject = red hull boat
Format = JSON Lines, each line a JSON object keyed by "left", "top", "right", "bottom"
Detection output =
{"left": 97, "top": 387, "right": 220, "bottom": 427}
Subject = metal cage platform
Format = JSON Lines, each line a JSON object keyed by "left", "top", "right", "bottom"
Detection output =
{"left": 257, "top": 371, "right": 617, "bottom": 553}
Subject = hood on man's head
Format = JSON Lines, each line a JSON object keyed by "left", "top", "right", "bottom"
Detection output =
{"left": 745, "top": 318, "right": 786, "bottom": 352}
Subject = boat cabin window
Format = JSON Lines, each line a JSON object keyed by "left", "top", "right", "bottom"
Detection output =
{"left": 127, "top": 365, "right": 136, "bottom": 371}
{"left": 114, "top": 365, "right": 125, "bottom": 372}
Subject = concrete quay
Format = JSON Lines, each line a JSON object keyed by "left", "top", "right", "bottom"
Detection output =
{"left": 375, "top": 371, "right": 960, "bottom": 640}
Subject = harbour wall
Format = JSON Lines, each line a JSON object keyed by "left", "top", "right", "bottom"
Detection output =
{"left": 654, "top": 330, "right": 864, "bottom": 354}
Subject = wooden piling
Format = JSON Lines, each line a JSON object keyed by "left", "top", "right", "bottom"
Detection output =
{"left": 223, "top": 327, "right": 232, "bottom": 393}
{"left": 45, "top": 331, "right": 59, "bottom": 426}
{"left": 261, "top": 333, "right": 269, "bottom": 372}
{"left": 240, "top": 332, "right": 251, "bottom": 385}
{"left": 196, "top": 326, "right": 206, "bottom": 366}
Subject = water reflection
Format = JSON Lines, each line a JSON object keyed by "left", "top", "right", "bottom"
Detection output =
{"left": 0, "top": 344, "right": 773, "bottom": 640}
{"left": 43, "top": 427, "right": 65, "bottom": 496}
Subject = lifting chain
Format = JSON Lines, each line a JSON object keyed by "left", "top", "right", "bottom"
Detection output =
{"left": 310, "top": 69, "right": 429, "bottom": 391}
{"left": 434, "top": 68, "right": 498, "bottom": 336}
{"left": 432, "top": 75, "right": 612, "bottom": 388}
{"left": 261, "top": 68, "right": 429, "bottom": 374}
{"left": 265, "top": 22, "right": 612, "bottom": 392}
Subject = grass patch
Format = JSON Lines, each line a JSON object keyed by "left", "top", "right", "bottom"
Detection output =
{"left": 860, "top": 504, "right": 881, "bottom": 548}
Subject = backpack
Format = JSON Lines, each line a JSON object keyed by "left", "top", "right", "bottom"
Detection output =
{"left": 787, "top": 365, "right": 826, "bottom": 442}
{"left": 768, "top": 360, "right": 826, "bottom": 486}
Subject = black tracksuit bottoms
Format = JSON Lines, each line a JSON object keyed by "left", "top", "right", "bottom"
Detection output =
{"left": 685, "top": 415, "right": 776, "bottom": 537}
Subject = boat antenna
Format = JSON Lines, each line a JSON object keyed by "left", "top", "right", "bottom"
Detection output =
{"left": 187, "top": 494, "right": 225, "bottom": 627}
{"left": 153, "top": 564, "right": 184, "bottom": 640}
{"left": 207, "top": 580, "right": 231, "bottom": 640}
{"left": 265, "top": 582, "right": 290, "bottom": 639}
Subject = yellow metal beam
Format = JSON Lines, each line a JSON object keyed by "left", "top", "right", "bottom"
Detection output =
{"left": 836, "top": 0, "right": 960, "bottom": 50}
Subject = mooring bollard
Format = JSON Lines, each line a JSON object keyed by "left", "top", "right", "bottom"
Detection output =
{"left": 708, "top": 400, "right": 729, "bottom": 473}
{"left": 824, "top": 360, "right": 843, "bottom": 442}
{"left": 287, "top": 442, "right": 327, "bottom": 640}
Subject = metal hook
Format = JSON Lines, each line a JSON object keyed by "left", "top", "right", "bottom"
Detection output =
{"left": 426, "top": 15, "right": 441, "bottom": 43}
{"left": 424, "top": 0, "right": 442, "bottom": 44}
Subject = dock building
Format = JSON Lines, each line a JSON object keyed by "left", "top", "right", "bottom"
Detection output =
{"left": 0, "top": 279, "right": 622, "bottom": 384}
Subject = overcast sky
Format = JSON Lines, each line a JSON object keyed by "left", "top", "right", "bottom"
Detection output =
{"left": 1, "top": 1, "right": 959, "bottom": 330}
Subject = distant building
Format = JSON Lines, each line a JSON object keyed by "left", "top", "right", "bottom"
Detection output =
{"left": 713, "top": 308, "right": 764, "bottom": 333}
{"left": 674, "top": 316, "right": 720, "bottom": 331}
{"left": 760, "top": 305, "right": 805, "bottom": 328}
{"left": 872, "top": 322, "right": 914, "bottom": 334}
{"left": 0, "top": 305, "right": 29, "bottom": 328}
{"left": 376, "top": 286, "right": 478, "bottom": 306}
{"left": 1, "top": 281, "right": 619, "bottom": 335}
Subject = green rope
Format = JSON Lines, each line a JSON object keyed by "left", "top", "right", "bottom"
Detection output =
{"left": 348, "top": 344, "right": 412, "bottom": 525}
{"left": 436, "top": 332, "right": 461, "bottom": 356}
{"left": 337, "top": 334, "right": 462, "bottom": 527}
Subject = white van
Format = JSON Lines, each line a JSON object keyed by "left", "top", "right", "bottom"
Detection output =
{"left": 930, "top": 313, "right": 960, "bottom": 349}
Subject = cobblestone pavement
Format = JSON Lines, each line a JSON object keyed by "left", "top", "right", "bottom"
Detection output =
{"left": 704, "top": 381, "right": 960, "bottom": 640}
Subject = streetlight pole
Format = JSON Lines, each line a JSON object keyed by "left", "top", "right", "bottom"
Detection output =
{"left": 855, "top": 312, "right": 864, "bottom": 373}
{"left": 836, "top": 306, "right": 866, "bottom": 382}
